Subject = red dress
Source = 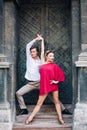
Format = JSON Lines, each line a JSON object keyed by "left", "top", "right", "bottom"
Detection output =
{"left": 40, "top": 63, "right": 65, "bottom": 95}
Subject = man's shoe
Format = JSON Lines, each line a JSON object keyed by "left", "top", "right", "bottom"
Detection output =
{"left": 62, "top": 109, "right": 72, "bottom": 115}
{"left": 17, "top": 109, "right": 28, "bottom": 115}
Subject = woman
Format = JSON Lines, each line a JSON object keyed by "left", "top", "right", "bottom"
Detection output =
{"left": 25, "top": 50, "right": 65, "bottom": 125}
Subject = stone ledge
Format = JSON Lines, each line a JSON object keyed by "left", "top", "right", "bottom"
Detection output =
{"left": 0, "top": 102, "right": 10, "bottom": 109}
{"left": 75, "top": 61, "right": 87, "bottom": 67}
{"left": 75, "top": 52, "right": 87, "bottom": 67}
{"left": 0, "top": 62, "right": 10, "bottom": 68}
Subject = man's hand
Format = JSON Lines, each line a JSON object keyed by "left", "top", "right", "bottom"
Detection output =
{"left": 36, "top": 34, "right": 43, "bottom": 41}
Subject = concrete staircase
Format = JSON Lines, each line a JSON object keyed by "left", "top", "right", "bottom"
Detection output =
{"left": 13, "top": 105, "right": 72, "bottom": 130}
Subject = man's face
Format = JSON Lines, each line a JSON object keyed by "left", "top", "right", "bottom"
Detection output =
{"left": 30, "top": 48, "right": 38, "bottom": 58}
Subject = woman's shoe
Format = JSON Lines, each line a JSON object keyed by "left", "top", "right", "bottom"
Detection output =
{"left": 25, "top": 117, "right": 33, "bottom": 125}
{"left": 58, "top": 119, "right": 65, "bottom": 125}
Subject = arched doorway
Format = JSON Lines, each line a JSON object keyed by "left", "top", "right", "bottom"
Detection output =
{"left": 16, "top": 0, "right": 72, "bottom": 105}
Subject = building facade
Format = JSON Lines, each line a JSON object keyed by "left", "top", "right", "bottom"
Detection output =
{"left": 0, "top": 0, "right": 87, "bottom": 130}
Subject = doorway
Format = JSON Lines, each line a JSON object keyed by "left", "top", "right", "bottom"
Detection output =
{"left": 17, "top": 0, "right": 72, "bottom": 105}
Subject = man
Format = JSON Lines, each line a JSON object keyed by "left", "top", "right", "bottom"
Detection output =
{"left": 16, "top": 34, "right": 72, "bottom": 115}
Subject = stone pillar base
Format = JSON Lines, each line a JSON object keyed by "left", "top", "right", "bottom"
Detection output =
{"left": 0, "top": 123, "right": 12, "bottom": 130}
{"left": 73, "top": 102, "right": 87, "bottom": 130}
{"left": 0, "top": 102, "right": 13, "bottom": 130}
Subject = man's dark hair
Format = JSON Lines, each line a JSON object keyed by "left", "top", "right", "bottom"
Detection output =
{"left": 30, "top": 45, "right": 39, "bottom": 54}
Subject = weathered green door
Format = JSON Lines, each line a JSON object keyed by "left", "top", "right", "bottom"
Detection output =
{"left": 17, "top": 0, "right": 72, "bottom": 104}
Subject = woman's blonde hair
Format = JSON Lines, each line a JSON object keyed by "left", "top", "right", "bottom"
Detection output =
{"left": 45, "top": 50, "right": 53, "bottom": 61}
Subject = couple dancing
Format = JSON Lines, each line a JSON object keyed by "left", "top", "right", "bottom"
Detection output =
{"left": 16, "top": 34, "right": 71, "bottom": 125}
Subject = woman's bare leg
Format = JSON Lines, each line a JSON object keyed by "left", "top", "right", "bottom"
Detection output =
{"left": 25, "top": 94, "right": 47, "bottom": 124}
{"left": 48, "top": 94, "right": 65, "bottom": 111}
{"left": 52, "top": 91, "right": 64, "bottom": 124}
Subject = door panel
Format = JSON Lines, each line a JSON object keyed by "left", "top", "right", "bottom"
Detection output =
{"left": 17, "top": 1, "right": 72, "bottom": 104}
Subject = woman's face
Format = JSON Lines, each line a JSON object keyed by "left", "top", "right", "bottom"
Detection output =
{"left": 46, "top": 52, "right": 54, "bottom": 63}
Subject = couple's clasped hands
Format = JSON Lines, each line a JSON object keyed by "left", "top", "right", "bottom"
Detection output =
{"left": 35, "top": 34, "right": 43, "bottom": 41}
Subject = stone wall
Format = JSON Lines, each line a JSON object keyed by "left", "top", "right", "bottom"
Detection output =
{"left": 81, "top": 0, "right": 87, "bottom": 45}
{"left": 0, "top": 0, "right": 3, "bottom": 53}
{"left": 4, "top": 0, "right": 18, "bottom": 121}
{"left": 71, "top": 0, "right": 81, "bottom": 107}
{"left": 73, "top": 0, "right": 87, "bottom": 130}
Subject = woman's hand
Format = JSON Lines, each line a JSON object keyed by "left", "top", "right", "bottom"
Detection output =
{"left": 36, "top": 34, "right": 43, "bottom": 41}
{"left": 50, "top": 80, "right": 59, "bottom": 84}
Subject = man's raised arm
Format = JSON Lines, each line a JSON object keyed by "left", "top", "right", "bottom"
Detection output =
{"left": 26, "top": 35, "right": 41, "bottom": 58}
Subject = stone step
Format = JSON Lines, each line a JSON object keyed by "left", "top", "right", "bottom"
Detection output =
{"left": 13, "top": 115, "right": 72, "bottom": 130}
{"left": 13, "top": 105, "right": 72, "bottom": 130}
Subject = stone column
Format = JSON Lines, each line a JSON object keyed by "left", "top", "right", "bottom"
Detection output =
{"left": 73, "top": 0, "right": 87, "bottom": 130}
{"left": 0, "top": 0, "right": 3, "bottom": 53}
{"left": 0, "top": 0, "right": 12, "bottom": 129}
{"left": 80, "top": 0, "right": 87, "bottom": 45}
{"left": 71, "top": 0, "right": 81, "bottom": 107}
{"left": 73, "top": 53, "right": 87, "bottom": 130}
{"left": 4, "top": 1, "right": 18, "bottom": 122}
{"left": 0, "top": 55, "right": 12, "bottom": 130}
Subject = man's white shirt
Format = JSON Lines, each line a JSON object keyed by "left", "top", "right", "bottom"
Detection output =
{"left": 25, "top": 39, "right": 41, "bottom": 81}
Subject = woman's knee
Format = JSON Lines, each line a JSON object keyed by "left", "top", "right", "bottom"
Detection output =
{"left": 53, "top": 97, "right": 60, "bottom": 105}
